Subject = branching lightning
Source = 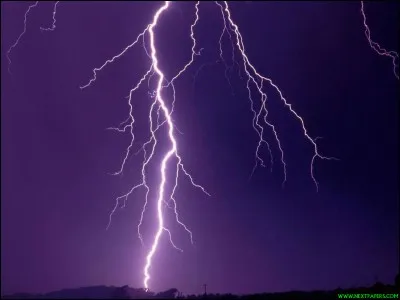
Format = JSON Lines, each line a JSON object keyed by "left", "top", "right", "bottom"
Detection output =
{"left": 81, "top": 1, "right": 210, "bottom": 290}
{"left": 360, "top": 1, "right": 399, "bottom": 80}
{"left": 83, "top": 1, "right": 334, "bottom": 289}
{"left": 220, "top": 2, "right": 338, "bottom": 189}
{"left": 8, "top": 0, "right": 396, "bottom": 293}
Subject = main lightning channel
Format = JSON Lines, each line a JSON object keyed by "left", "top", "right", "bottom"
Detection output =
{"left": 142, "top": 1, "right": 174, "bottom": 290}
{"left": 80, "top": 1, "right": 209, "bottom": 290}
{"left": 9, "top": 0, "right": 358, "bottom": 292}
{"left": 81, "top": 0, "right": 335, "bottom": 289}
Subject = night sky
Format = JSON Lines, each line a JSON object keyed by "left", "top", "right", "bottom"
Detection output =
{"left": 1, "top": 1, "right": 399, "bottom": 296}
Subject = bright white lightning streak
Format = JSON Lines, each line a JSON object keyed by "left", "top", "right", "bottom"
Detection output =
{"left": 6, "top": 1, "right": 39, "bottom": 73}
{"left": 81, "top": 1, "right": 209, "bottom": 290}
{"left": 360, "top": 1, "right": 399, "bottom": 80}
{"left": 142, "top": 1, "right": 177, "bottom": 289}
{"left": 80, "top": 0, "right": 335, "bottom": 289}
{"left": 9, "top": 0, "right": 397, "bottom": 293}
{"left": 10, "top": 0, "right": 341, "bottom": 291}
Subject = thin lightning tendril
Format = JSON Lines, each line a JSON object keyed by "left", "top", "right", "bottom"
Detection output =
{"left": 360, "top": 1, "right": 399, "bottom": 80}
{"left": 111, "top": 67, "right": 153, "bottom": 177}
{"left": 6, "top": 1, "right": 39, "bottom": 73}
{"left": 216, "top": 2, "right": 238, "bottom": 95}
{"left": 40, "top": 1, "right": 60, "bottom": 32}
{"left": 166, "top": 2, "right": 201, "bottom": 86}
{"left": 7, "top": 1, "right": 61, "bottom": 73}
{"left": 10, "top": 0, "right": 396, "bottom": 292}
{"left": 80, "top": 25, "right": 151, "bottom": 90}
{"left": 221, "top": 1, "right": 338, "bottom": 190}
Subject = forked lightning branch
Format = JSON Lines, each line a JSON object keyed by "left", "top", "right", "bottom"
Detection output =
{"left": 6, "top": 0, "right": 398, "bottom": 291}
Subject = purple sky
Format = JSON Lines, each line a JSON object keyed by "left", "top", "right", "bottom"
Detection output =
{"left": 1, "top": 1, "right": 399, "bottom": 296}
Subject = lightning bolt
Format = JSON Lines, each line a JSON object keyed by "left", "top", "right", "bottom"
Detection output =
{"left": 81, "top": 1, "right": 209, "bottom": 290}
{"left": 10, "top": 0, "right": 350, "bottom": 292}
{"left": 94, "top": 1, "right": 334, "bottom": 289}
{"left": 360, "top": 1, "right": 399, "bottom": 79}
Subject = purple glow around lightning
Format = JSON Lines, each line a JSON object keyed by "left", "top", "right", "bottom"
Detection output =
{"left": 10, "top": 0, "right": 397, "bottom": 292}
{"left": 80, "top": 1, "right": 210, "bottom": 290}
{"left": 80, "top": 1, "right": 335, "bottom": 290}
{"left": 8, "top": 0, "right": 333, "bottom": 291}
{"left": 360, "top": 1, "right": 399, "bottom": 80}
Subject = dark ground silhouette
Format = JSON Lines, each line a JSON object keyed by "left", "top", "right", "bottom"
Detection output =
{"left": 2, "top": 277, "right": 399, "bottom": 299}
